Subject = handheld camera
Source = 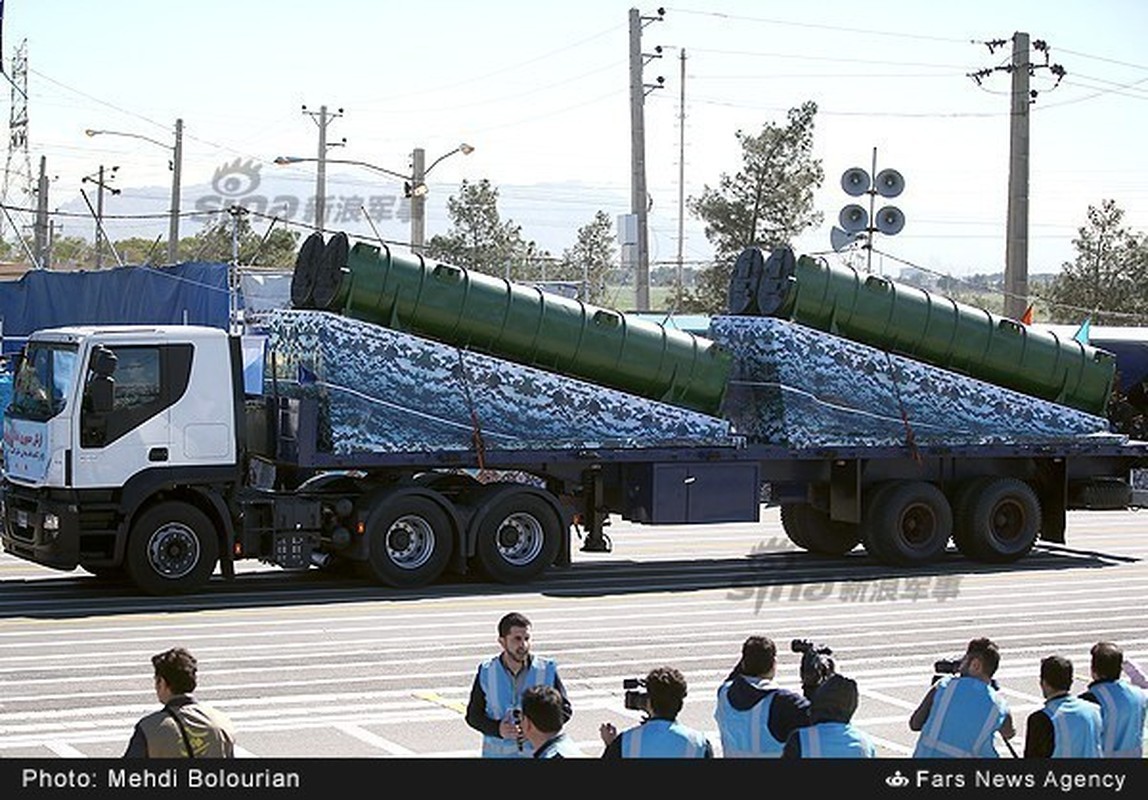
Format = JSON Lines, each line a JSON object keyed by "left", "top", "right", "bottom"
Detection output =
{"left": 792, "top": 638, "right": 836, "bottom": 699}
{"left": 623, "top": 677, "right": 648, "bottom": 711}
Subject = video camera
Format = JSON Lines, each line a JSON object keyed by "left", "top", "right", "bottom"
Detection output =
{"left": 792, "top": 639, "right": 835, "bottom": 699}
{"left": 931, "top": 655, "right": 1000, "bottom": 690}
{"left": 623, "top": 677, "right": 647, "bottom": 711}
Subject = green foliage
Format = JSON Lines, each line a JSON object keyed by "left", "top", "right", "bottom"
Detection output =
{"left": 682, "top": 101, "right": 824, "bottom": 313}
{"left": 1043, "top": 199, "right": 1148, "bottom": 324}
{"left": 425, "top": 179, "right": 542, "bottom": 279}
{"left": 177, "top": 213, "right": 300, "bottom": 267}
{"left": 556, "top": 210, "right": 616, "bottom": 303}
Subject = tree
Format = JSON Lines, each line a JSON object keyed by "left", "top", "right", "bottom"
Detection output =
{"left": 556, "top": 210, "right": 616, "bottom": 303}
{"left": 683, "top": 101, "right": 824, "bottom": 313}
{"left": 425, "top": 179, "right": 540, "bottom": 279}
{"left": 1043, "top": 200, "right": 1148, "bottom": 324}
{"left": 180, "top": 212, "right": 300, "bottom": 268}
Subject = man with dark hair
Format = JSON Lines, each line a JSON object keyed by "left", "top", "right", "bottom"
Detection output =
{"left": 521, "top": 685, "right": 583, "bottom": 758}
{"left": 1079, "top": 641, "right": 1148, "bottom": 758}
{"left": 600, "top": 666, "right": 714, "bottom": 758}
{"left": 910, "top": 637, "right": 1015, "bottom": 758}
{"left": 466, "top": 611, "right": 571, "bottom": 758}
{"left": 124, "top": 647, "right": 235, "bottom": 758}
{"left": 714, "top": 636, "right": 810, "bottom": 757}
{"left": 1024, "top": 655, "right": 1101, "bottom": 758}
{"left": 783, "top": 674, "right": 876, "bottom": 758}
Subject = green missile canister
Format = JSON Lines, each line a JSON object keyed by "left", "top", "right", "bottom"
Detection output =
{"left": 739, "top": 245, "right": 1116, "bottom": 416}
{"left": 291, "top": 232, "right": 732, "bottom": 415}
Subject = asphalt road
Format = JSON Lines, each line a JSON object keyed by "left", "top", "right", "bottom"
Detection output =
{"left": 1, "top": 507, "right": 1146, "bottom": 759}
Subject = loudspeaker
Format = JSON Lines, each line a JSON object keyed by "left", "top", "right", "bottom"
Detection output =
{"left": 874, "top": 168, "right": 905, "bottom": 198}
{"left": 830, "top": 226, "right": 860, "bottom": 252}
{"left": 839, "top": 204, "right": 869, "bottom": 233}
{"left": 841, "top": 167, "right": 870, "bottom": 197}
{"left": 875, "top": 206, "right": 905, "bottom": 235}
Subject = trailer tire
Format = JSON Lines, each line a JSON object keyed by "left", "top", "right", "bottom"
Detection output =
{"left": 126, "top": 502, "right": 219, "bottom": 596}
{"left": 954, "top": 477, "right": 1040, "bottom": 563}
{"left": 365, "top": 494, "right": 453, "bottom": 588}
{"left": 475, "top": 493, "right": 561, "bottom": 584}
{"left": 780, "top": 504, "right": 860, "bottom": 555}
{"left": 862, "top": 481, "right": 952, "bottom": 566}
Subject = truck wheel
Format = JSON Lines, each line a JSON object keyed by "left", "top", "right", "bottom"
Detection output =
{"left": 475, "top": 493, "right": 561, "bottom": 584}
{"left": 366, "top": 494, "right": 453, "bottom": 588}
{"left": 781, "top": 504, "right": 860, "bottom": 555}
{"left": 779, "top": 504, "right": 811, "bottom": 549}
{"left": 862, "top": 481, "right": 952, "bottom": 566}
{"left": 126, "top": 502, "right": 219, "bottom": 596}
{"left": 954, "top": 477, "right": 1040, "bottom": 563}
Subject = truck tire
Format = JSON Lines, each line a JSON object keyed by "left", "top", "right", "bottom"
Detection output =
{"left": 126, "top": 502, "right": 220, "bottom": 596}
{"left": 780, "top": 504, "right": 860, "bottom": 555}
{"left": 474, "top": 492, "right": 561, "bottom": 584}
{"left": 862, "top": 481, "right": 952, "bottom": 566}
{"left": 953, "top": 477, "right": 1040, "bottom": 563}
{"left": 365, "top": 494, "right": 453, "bottom": 588}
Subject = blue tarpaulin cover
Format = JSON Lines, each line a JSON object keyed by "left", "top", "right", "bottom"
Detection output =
{"left": 0, "top": 263, "right": 233, "bottom": 352}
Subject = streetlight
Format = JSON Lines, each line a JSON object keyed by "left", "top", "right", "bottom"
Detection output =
{"left": 273, "top": 143, "right": 474, "bottom": 251}
{"left": 85, "top": 118, "right": 183, "bottom": 264}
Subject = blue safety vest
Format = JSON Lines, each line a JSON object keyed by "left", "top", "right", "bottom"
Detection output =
{"left": 796, "top": 722, "right": 876, "bottom": 758}
{"left": 478, "top": 655, "right": 559, "bottom": 758}
{"left": 713, "top": 678, "right": 783, "bottom": 757}
{"left": 535, "top": 732, "right": 584, "bottom": 758}
{"left": 912, "top": 675, "right": 1009, "bottom": 758}
{"left": 1089, "top": 680, "right": 1147, "bottom": 758}
{"left": 619, "top": 718, "right": 711, "bottom": 758}
{"left": 1043, "top": 695, "right": 1102, "bottom": 758}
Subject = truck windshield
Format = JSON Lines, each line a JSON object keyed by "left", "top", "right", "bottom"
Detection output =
{"left": 6, "top": 343, "right": 78, "bottom": 422}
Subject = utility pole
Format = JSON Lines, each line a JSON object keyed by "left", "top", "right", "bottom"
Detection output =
{"left": 82, "top": 165, "right": 119, "bottom": 269}
{"left": 1004, "top": 32, "right": 1031, "bottom": 322}
{"left": 168, "top": 118, "right": 183, "bottom": 264}
{"left": 410, "top": 147, "right": 426, "bottom": 252}
{"left": 968, "top": 33, "right": 1065, "bottom": 321}
{"left": 628, "top": 7, "right": 664, "bottom": 311}
{"left": 33, "top": 155, "right": 49, "bottom": 269}
{"left": 301, "top": 104, "right": 343, "bottom": 234}
{"left": 675, "top": 47, "right": 686, "bottom": 310}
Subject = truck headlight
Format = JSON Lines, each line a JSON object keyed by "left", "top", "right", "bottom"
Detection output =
{"left": 43, "top": 513, "right": 60, "bottom": 531}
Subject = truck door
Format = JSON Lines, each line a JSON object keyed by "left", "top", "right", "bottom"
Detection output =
{"left": 73, "top": 344, "right": 190, "bottom": 488}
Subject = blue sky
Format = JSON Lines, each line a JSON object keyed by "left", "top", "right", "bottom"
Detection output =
{"left": 1, "top": 0, "right": 1146, "bottom": 290}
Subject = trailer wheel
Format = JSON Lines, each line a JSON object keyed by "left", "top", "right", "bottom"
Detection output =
{"left": 862, "top": 481, "right": 951, "bottom": 566}
{"left": 126, "top": 502, "right": 219, "bottom": 596}
{"left": 780, "top": 504, "right": 860, "bottom": 555}
{"left": 365, "top": 494, "right": 453, "bottom": 588}
{"left": 954, "top": 477, "right": 1040, "bottom": 563}
{"left": 475, "top": 493, "right": 562, "bottom": 584}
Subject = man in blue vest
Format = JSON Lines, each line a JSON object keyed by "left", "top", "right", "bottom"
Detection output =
{"left": 1024, "top": 654, "right": 1102, "bottom": 758}
{"left": 1079, "top": 641, "right": 1148, "bottom": 758}
{"left": 465, "top": 611, "right": 571, "bottom": 758}
{"left": 600, "top": 666, "right": 714, "bottom": 758}
{"left": 909, "top": 637, "right": 1015, "bottom": 758}
{"left": 783, "top": 674, "right": 876, "bottom": 758}
{"left": 521, "top": 685, "right": 584, "bottom": 758}
{"left": 714, "top": 636, "right": 810, "bottom": 757}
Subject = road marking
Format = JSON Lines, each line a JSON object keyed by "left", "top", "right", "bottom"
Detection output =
{"left": 413, "top": 691, "right": 466, "bottom": 715}
{"left": 335, "top": 723, "right": 415, "bottom": 755}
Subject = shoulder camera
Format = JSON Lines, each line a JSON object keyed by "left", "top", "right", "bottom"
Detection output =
{"left": 792, "top": 639, "right": 835, "bottom": 699}
{"left": 623, "top": 677, "right": 647, "bottom": 711}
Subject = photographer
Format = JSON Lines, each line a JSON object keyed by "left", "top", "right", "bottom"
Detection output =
{"left": 600, "top": 666, "right": 714, "bottom": 758}
{"left": 521, "top": 685, "right": 584, "bottom": 758}
{"left": 782, "top": 674, "right": 876, "bottom": 758}
{"left": 713, "top": 636, "right": 811, "bottom": 757}
{"left": 1079, "top": 641, "right": 1148, "bottom": 758}
{"left": 909, "top": 637, "right": 1015, "bottom": 758}
{"left": 1024, "top": 655, "right": 1102, "bottom": 758}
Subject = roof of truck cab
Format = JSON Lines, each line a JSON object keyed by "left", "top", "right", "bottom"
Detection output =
{"left": 29, "top": 324, "right": 229, "bottom": 342}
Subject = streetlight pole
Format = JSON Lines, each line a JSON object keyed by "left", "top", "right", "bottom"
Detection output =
{"left": 84, "top": 119, "right": 183, "bottom": 263}
{"left": 169, "top": 118, "right": 183, "bottom": 264}
{"left": 273, "top": 143, "right": 473, "bottom": 251}
{"left": 300, "top": 105, "right": 344, "bottom": 234}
